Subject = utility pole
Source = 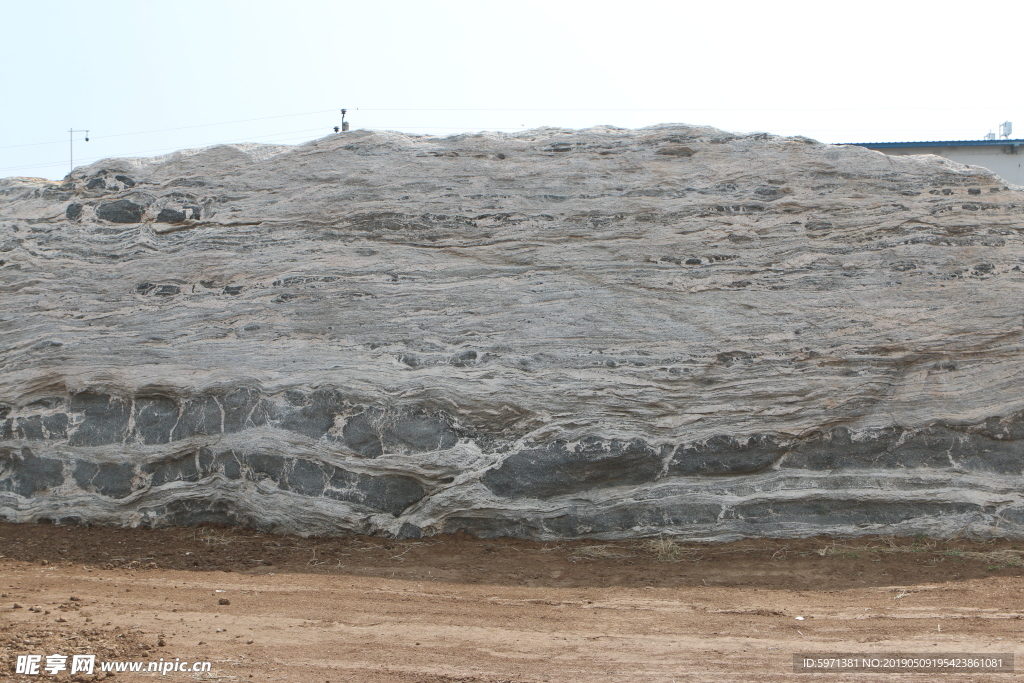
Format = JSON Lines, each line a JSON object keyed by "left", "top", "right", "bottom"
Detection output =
{"left": 333, "top": 110, "right": 350, "bottom": 134}
{"left": 69, "top": 128, "right": 89, "bottom": 174}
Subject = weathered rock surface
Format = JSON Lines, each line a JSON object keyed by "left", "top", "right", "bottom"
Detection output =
{"left": 3, "top": 124, "right": 1024, "bottom": 540}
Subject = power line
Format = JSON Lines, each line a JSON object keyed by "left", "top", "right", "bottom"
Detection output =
{"left": 0, "top": 108, "right": 338, "bottom": 151}
{"left": 1, "top": 112, "right": 1018, "bottom": 175}
{"left": 3, "top": 104, "right": 1022, "bottom": 151}
{"left": 93, "top": 108, "right": 337, "bottom": 141}
{"left": 0, "top": 126, "right": 331, "bottom": 174}
{"left": 1, "top": 121, "right": 1011, "bottom": 175}
{"left": 358, "top": 107, "right": 1022, "bottom": 112}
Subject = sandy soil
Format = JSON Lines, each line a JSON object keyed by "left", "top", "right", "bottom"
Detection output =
{"left": 2, "top": 522, "right": 1023, "bottom": 681}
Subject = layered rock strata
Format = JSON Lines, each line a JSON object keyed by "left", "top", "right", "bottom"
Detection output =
{"left": 3, "top": 124, "right": 1024, "bottom": 540}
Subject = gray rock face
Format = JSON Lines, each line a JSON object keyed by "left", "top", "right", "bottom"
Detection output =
{"left": 3, "top": 124, "right": 1024, "bottom": 541}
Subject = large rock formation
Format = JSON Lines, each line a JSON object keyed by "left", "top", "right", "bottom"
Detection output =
{"left": 2, "top": 124, "right": 1024, "bottom": 541}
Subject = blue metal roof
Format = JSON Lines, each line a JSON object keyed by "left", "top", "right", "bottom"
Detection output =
{"left": 845, "top": 139, "right": 1024, "bottom": 148}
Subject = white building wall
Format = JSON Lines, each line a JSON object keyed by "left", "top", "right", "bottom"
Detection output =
{"left": 873, "top": 145, "right": 1023, "bottom": 185}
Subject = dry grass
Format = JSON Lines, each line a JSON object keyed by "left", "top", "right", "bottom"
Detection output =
{"left": 957, "top": 549, "right": 1024, "bottom": 567}
{"left": 181, "top": 527, "right": 242, "bottom": 546}
{"left": 573, "top": 536, "right": 1024, "bottom": 570}
{"left": 570, "top": 544, "right": 632, "bottom": 560}
{"left": 810, "top": 537, "right": 1024, "bottom": 568}
{"left": 640, "top": 537, "right": 702, "bottom": 563}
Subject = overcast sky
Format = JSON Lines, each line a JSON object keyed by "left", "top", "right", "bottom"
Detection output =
{"left": 3, "top": 0, "right": 1022, "bottom": 180}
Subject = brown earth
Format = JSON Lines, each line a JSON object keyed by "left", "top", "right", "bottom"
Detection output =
{"left": 1, "top": 521, "right": 1023, "bottom": 681}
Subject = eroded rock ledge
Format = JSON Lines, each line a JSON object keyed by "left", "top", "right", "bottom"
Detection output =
{"left": 2, "top": 124, "right": 1024, "bottom": 540}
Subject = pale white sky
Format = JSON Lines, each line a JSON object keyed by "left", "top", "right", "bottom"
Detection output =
{"left": 3, "top": 0, "right": 1022, "bottom": 180}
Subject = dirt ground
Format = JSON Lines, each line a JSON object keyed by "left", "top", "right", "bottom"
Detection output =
{"left": 1, "top": 522, "right": 1023, "bottom": 682}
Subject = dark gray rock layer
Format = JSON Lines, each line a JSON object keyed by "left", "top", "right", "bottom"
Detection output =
{"left": 2, "top": 386, "right": 1023, "bottom": 537}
